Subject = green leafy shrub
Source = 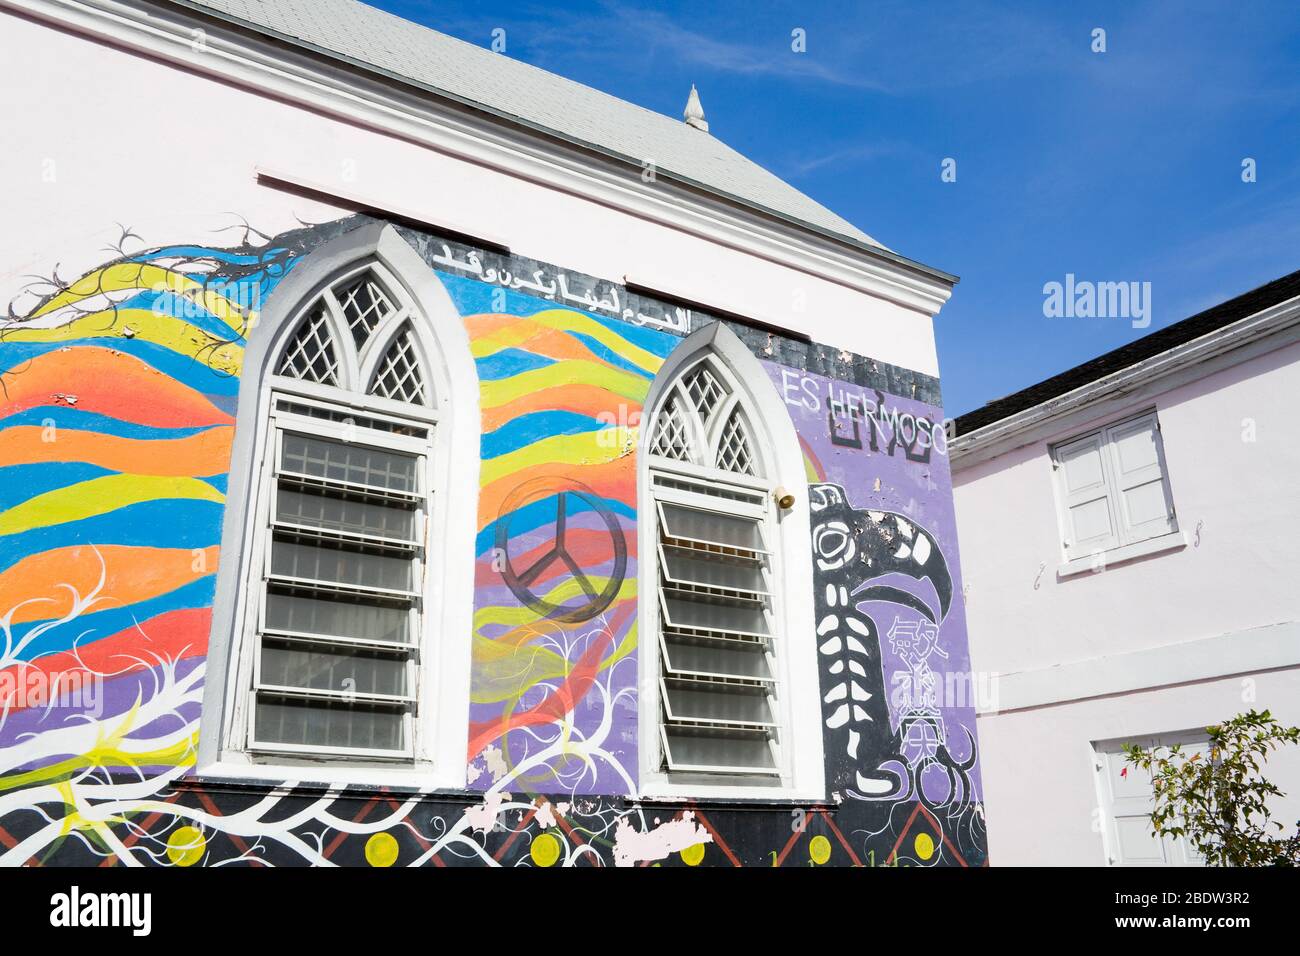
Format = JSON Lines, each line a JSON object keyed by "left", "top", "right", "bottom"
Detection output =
{"left": 1124, "top": 710, "right": 1300, "bottom": 866}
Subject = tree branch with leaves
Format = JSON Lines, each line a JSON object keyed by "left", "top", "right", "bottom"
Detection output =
{"left": 1124, "top": 710, "right": 1300, "bottom": 867}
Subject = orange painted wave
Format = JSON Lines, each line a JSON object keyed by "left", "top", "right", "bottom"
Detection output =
{"left": 479, "top": 383, "right": 642, "bottom": 433}
{"left": 0, "top": 545, "right": 220, "bottom": 626}
{"left": 0, "top": 425, "right": 233, "bottom": 476}
{"left": 470, "top": 319, "right": 605, "bottom": 365}
{"left": 478, "top": 460, "right": 636, "bottom": 530}
{"left": 0, "top": 348, "right": 233, "bottom": 428}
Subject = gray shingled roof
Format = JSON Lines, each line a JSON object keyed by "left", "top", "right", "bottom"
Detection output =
{"left": 169, "top": 0, "right": 882, "bottom": 249}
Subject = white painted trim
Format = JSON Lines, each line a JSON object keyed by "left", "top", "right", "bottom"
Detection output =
{"left": 951, "top": 295, "right": 1300, "bottom": 469}
{"left": 1056, "top": 530, "right": 1187, "bottom": 579}
{"left": 637, "top": 323, "right": 825, "bottom": 801}
{"left": 255, "top": 164, "right": 512, "bottom": 252}
{"left": 978, "top": 619, "right": 1300, "bottom": 715}
{"left": 3, "top": 0, "right": 956, "bottom": 317}
{"left": 191, "top": 759, "right": 457, "bottom": 795}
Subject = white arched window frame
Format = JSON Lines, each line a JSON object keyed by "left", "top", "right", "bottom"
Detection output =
{"left": 638, "top": 322, "right": 824, "bottom": 800}
{"left": 197, "top": 222, "right": 479, "bottom": 789}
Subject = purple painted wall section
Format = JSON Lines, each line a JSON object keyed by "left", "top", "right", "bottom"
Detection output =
{"left": 768, "top": 362, "right": 983, "bottom": 804}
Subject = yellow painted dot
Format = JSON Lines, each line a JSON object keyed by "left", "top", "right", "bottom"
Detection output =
{"left": 531, "top": 832, "right": 561, "bottom": 868}
{"left": 166, "top": 826, "right": 205, "bottom": 867}
{"left": 365, "top": 832, "right": 400, "bottom": 867}
{"left": 914, "top": 832, "right": 935, "bottom": 861}
{"left": 809, "top": 834, "right": 832, "bottom": 865}
{"left": 679, "top": 842, "right": 706, "bottom": 866}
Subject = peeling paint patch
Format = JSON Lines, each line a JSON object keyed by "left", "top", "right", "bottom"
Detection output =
{"left": 463, "top": 791, "right": 510, "bottom": 834}
{"left": 612, "top": 811, "right": 712, "bottom": 867}
{"left": 482, "top": 743, "right": 508, "bottom": 782}
{"left": 534, "top": 801, "right": 557, "bottom": 829}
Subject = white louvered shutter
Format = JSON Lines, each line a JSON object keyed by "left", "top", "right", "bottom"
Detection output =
{"left": 647, "top": 356, "right": 783, "bottom": 778}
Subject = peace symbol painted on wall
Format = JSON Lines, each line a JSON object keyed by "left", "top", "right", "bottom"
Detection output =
{"left": 494, "top": 476, "right": 628, "bottom": 624}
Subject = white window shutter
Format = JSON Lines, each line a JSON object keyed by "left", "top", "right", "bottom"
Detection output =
{"left": 654, "top": 486, "right": 781, "bottom": 776}
{"left": 1151, "top": 739, "right": 1209, "bottom": 865}
{"left": 1099, "top": 745, "right": 1168, "bottom": 865}
{"left": 1054, "top": 431, "right": 1119, "bottom": 555}
{"left": 253, "top": 405, "right": 429, "bottom": 758}
{"left": 1096, "top": 736, "right": 1209, "bottom": 867}
{"left": 1105, "top": 415, "right": 1175, "bottom": 544}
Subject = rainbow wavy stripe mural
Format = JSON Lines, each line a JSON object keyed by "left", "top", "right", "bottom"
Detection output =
{"left": 0, "top": 232, "right": 309, "bottom": 860}
{"left": 439, "top": 277, "right": 676, "bottom": 795}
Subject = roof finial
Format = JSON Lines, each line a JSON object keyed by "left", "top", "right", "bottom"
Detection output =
{"left": 683, "top": 84, "right": 709, "bottom": 132}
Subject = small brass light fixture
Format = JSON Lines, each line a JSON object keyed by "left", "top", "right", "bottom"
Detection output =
{"left": 774, "top": 486, "right": 796, "bottom": 510}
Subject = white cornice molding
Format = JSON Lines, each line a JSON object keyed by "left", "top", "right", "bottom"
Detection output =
{"left": 976, "top": 619, "right": 1300, "bottom": 715}
{"left": 951, "top": 294, "right": 1300, "bottom": 469}
{"left": 6, "top": 0, "right": 957, "bottom": 317}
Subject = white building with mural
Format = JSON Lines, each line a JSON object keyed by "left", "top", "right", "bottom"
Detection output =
{"left": 0, "top": 0, "right": 987, "bottom": 867}
{"left": 952, "top": 271, "right": 1300, "bottom": 866}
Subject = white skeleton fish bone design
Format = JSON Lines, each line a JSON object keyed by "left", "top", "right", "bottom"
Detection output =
{"left": 808, "top": 483, "right": 953, "bottom": 795}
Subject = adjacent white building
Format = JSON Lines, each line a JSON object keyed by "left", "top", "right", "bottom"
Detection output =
{"left": 951, "top": 271, "right": 1300, "bottom": 866}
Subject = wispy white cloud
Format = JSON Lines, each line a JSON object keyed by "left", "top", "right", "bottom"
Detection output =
{"left": 782, "top": 141, "right": 917, "bottom": 177}
{"left": 590, "top": 3, "right": 892, "bottom": 90}
{"left": 405, "top": 0, "right": 1077, "bottom": 95}
{"left": 1147, "top": 193, "right": 1300, "bottom": 320}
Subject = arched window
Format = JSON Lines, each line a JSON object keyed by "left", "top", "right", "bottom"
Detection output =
{"left": 200, "top": 223, "right": 478, "bottom": 782}
{"left": 639, "top": 323, "right": 822, "bottom": 797}
{"left": 649, "top": 360, "right": 761, "bottom": 475}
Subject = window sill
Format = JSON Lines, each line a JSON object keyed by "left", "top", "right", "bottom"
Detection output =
{"left": 187, "top": 759, "right": 467, "bottom": 797}
{"left": 638, "top": 776, "right": 826, "bottom": 804}
{"left": 1058, "top": 530, "right": 1187, "bottom": 579}
{"left": 637, "top": 792, "right": 833, "bottom": 811}
{"left": 186, "top": 764, "right": 831, "bottom": 808}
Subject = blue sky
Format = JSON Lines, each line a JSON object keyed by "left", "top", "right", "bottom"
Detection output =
{"left": 376, "top": 0, "right": 1300, "bottom": 416}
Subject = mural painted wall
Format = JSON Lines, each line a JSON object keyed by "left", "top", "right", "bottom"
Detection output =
{"left": 0, "top": 216, "right": 985, "bottom": 866}
{"left": 772, "top": 367, "right": 982, "bottom": 811}
{"left": 445, "top": 278, "right": 673, "bottom": 796}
